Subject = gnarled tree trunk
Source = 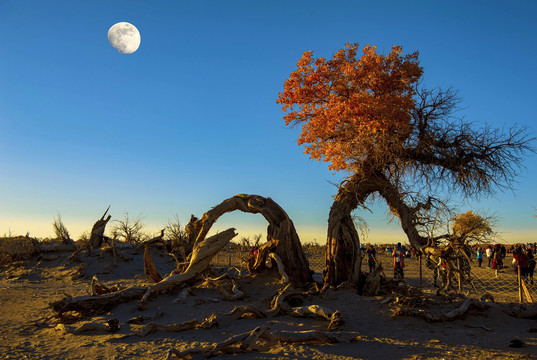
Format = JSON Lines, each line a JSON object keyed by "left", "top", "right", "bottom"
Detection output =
{"left": 191, "top": 194, "right": 312, "bottom": 286}
{"left": 324, "top": 175, "right": 379, "bottom": 286}
{"left": 375, "top": 172, "right": 454, "bottom": 258}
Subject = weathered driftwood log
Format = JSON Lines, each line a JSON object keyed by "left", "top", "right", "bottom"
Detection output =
{"left": 287, "top": 306, "right": 344, "bottom": 330}
{"left": 261, "top": 329, "right": 342, "bottom": 343}
{"left": 51, "top": 286, "right": 148, "bottom": 315}
{"left": 120, "top": 313, "right": 218, "bottom": 338}
{"left": 215, "top": 280, "right": 245, "bottom": 301}
{"left": 190, "top": 194, "right": 312, "bottom": 286}
{"left": 140, "top": 228, "right": 238, "bottom": 304}
{"left": 267, "top": 253, "right": 289, "bottom": 283}
{"left": 55, "top": 318, "right": 120, "bottom": 334}
{"left": 164, "top": 327, "right": 354, "bottom": 359}
{"left": 90, "top": 276, "right": 124, "bottom": 296}
{"left": 363, "top": 264, "right": 382, "bottom": 296}
{"left": 393, "top": 298, "right": 488, "bottom": 322}
{"left": 89, "top": 206, "right": 112, "bottom": 249}
{"left": 143, "top": 246, "right": 163, "bottom": 282}
{"left": 52, "top": 229, "right": 238, "bottom": 315}
{"left": 226, "top": 284, "right": 343, "bottom": 330}
{"left": 165, "top": 327, "right": 266, "bottom": 359}
{"left": 32, "top": 240, "right": 78, "bottom": 253}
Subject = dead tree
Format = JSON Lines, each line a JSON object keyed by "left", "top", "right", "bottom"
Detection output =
{"left": 189, "top": 194, "right": 313, "bottom": 286}
{"left": 89, "top": 206, "right": 112, "bottom": 249}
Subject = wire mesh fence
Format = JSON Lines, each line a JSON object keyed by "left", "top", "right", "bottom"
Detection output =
{"left": 211, "top": 245, "right": 536, "bottom": 304}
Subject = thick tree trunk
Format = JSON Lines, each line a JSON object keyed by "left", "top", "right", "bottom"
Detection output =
{"left": 324, "top": 175, "right": 378, "bottom": 286}
{"left": 191, "top": 194, "right": 312, "bottom": 286}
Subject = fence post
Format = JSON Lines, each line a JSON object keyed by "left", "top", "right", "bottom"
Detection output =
{"left": 419, "top": 255, "right": 422, "bottom": 287}
{"left": 457, "top": 258, "right": 462, "bottom": 292}
{"left": 518, "top": 264, "right": 522, "bottom": 303}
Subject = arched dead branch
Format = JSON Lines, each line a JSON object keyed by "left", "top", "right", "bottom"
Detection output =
{"left": 189, "top": 194, "right": 312, "bottom": 286}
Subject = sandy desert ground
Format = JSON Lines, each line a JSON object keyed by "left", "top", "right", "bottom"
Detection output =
{"left": 0, "top": 246, "right": 536, "bottom": 360}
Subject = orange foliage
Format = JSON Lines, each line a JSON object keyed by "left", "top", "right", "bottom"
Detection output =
{"left": 277, "top": 43, "right": 423, "bottom": 171}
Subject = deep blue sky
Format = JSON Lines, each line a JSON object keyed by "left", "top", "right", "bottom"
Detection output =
{"left": 1, "top": 1, "right": 536, "bottom": 244}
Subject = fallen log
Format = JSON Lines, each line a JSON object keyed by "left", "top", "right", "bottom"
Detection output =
{"left": 121, "top": 313, "right": 218, "bottom": 338}
{"left": 260, "top": 328, "right": 340, "bottom": 343}
{"left": 166, "top": 327, "right": 266, "bottom": 359}
{"left": 164, "top": 327, "right": 355, "bottom": 359}
{"left": 55, "top": 318, "right": 120, "bottom": 334}
{"left": 51, "top": 286, "right": 148, "bottom": 315}
{"left": 90, "top": 276, "right": 124, "bottom": 296}
{"left": 392, "top": 298, "right": 488, "bottom": 322}
{"left": 139, "top": 228, "right": 237, "bottom": 304}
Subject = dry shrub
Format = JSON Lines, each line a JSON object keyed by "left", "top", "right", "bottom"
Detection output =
{"left": 0, "top": 237, "right": 39, "bottom": 264}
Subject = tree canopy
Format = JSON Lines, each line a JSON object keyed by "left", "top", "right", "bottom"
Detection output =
{"left": 277, "top": 43, "right": 422, "bottom": 172}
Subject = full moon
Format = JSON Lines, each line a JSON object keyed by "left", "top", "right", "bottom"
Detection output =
{"left": 107, "top": 22, "right": 141, "bottom": 54}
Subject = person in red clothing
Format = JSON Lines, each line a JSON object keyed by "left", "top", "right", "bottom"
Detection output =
{"left": 393, "top": 242, "right": 405, "bottom": 280}
{"left": 513, "top": 246, "right": 529, "bottom": 280}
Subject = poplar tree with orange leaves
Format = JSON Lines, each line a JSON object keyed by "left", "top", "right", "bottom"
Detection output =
{"left": 278, "top": 43, "right": 534, "bottom": 286}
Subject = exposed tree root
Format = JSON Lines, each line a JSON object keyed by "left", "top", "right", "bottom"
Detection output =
{"left": 226, "top": 284, "right": 343, "bottom": 330}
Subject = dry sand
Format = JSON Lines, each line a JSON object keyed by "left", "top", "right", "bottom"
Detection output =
{"left": 0, "top": 248, "right": 536, "bottom": 360}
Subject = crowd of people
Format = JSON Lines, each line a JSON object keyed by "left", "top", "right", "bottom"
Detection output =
{"left": 362, "top": 242, "right": 536, "bottom": 286}
{"left": 473, "top": 243, "right": 535, "bottom": 284}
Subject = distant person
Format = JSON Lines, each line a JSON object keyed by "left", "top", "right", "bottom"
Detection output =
{"left": 367, "top": 245, "right": 377, "bottom": 273}
{"left": 476, "top": 247, "right": 483, "bottom": 267}
{"left": 249, "top": 246, "right": 258, "bottom": 258}
{"left": 501, "top": 244, "right": 507, "bottom": 259}
{"left": 486, "top": 245, "right": 493, "bottom": 267}
{"left": 492, "top": 244, "right": 503, "bottom": 277}
{"left": 393, "top": 242, "right": 405, "bottom": 280}
{"left": 513, "top": 246, "right": 529, "bottom": 281}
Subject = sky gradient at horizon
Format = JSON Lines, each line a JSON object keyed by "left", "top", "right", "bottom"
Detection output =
{"left": 1, "top": 1, "right": 536, "bottom": 244}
